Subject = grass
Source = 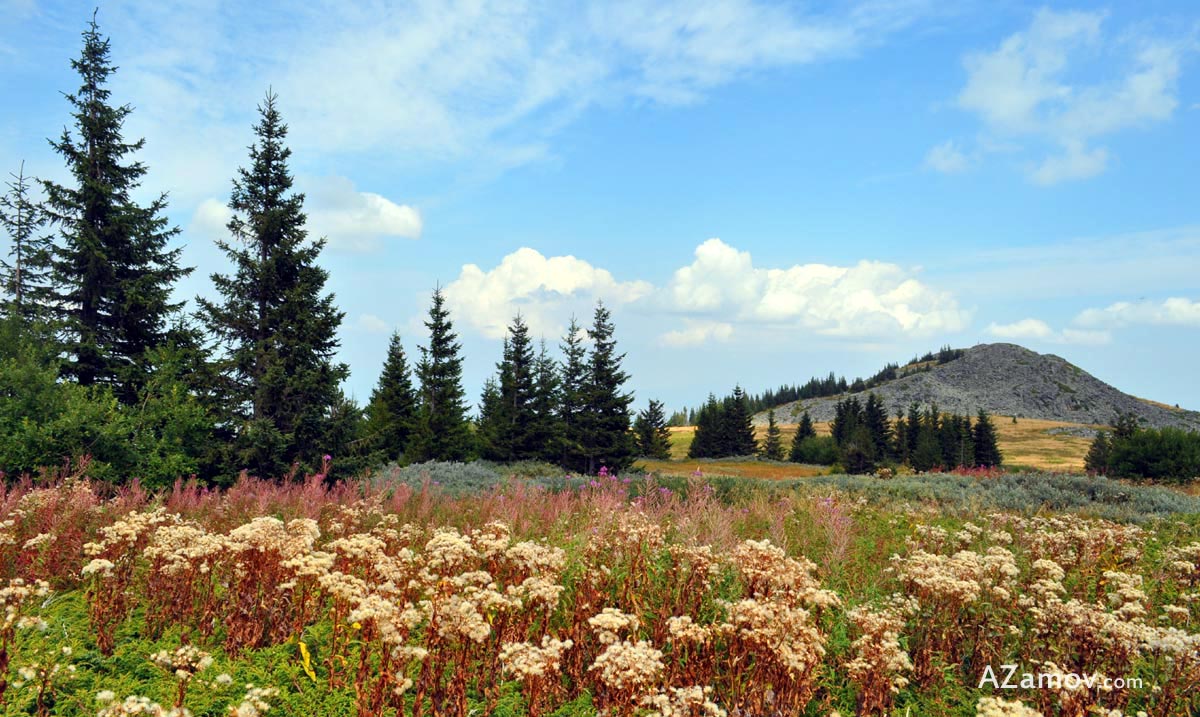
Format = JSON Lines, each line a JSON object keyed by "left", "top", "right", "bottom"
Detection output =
{"left": 666, "top": 417, "right": 1096, "bottom": 472}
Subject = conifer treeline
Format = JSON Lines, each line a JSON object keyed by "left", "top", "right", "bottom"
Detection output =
{"left": 671, "top": 345, "right": 966, "bottom": 425}
{"left": 1085, "top": 413, "right": 1200, "bottom": 483}
{"left": 0, "top": 16, "right": 653, "bottom": 483}
{"left": 686, "top": 390, "right": 1001, "bottom": 473}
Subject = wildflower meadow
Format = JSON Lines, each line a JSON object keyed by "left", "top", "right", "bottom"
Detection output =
{"left": 1, "top": 465, "right": 1199, "bottom": 716}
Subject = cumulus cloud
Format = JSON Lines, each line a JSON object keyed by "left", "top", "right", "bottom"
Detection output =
{"left": 950, "top": 8, "right": 1185, "bottom": 184}
{"left": 357, "top": 314, "right": 391, "bottom": 334}
{"left": 924, "top": 140, "right": 970, "bottom": 173}
{"left": 986, "top": 318, "right": 1053, "bottom": 339}
{"left": 187, "top": 176, "right": 420, "bottom": 252}
{"left": 660, "top": 320, "right": 735, "bottom": 347}
{"left": 986, "top": 318, "right": 1109, "bottom": 345}
{"left": 664, "top": 238, "right": 969, "bottom": 341}
{"left": 443, "top": 247, "right": 653, "bottom": 339}
{"left": 1074, "top": 297, "right": 1200, "bottom": 328}
{"left": 302, "top": 176, "right": 422, "bottom": 252}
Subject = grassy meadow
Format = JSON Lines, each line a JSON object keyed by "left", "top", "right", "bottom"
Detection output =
{"left": 2, "top": 465, "right": 1200, "bottom": 717}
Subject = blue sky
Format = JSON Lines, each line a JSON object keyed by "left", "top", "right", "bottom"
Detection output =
{"left": 2, "top": 0, "right": 1199, "bottom": 414}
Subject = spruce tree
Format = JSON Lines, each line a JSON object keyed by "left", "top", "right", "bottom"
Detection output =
{"left": 863, "top": 393, "right": 891, "bottom": 459}
{"left": 528, "top": 340, "right": 562, "bottom": 462}
{"left": 0, "top": 162, "right": 52, "bottom": 324}
{"left": 1084, "top": 430, "right": 1111, "bottom": 475}
{"left": 688, "top": 394, "right": 721, "bottom": 459}
{"left": 972, "top": 410, "right": 1002, "bottom": 467}
{"left": 789, "top": 410, "right": 815, "bottom": 462}
{"left": 196, "top": 92, "right": 347, "bottom": 478}
{"left": 408, "top": 288, "right": 473, "bottom": 462}
{"left": 892, "top": 408, "right": 909, "bottom": 465}
{"left": 476, "top": 377, "right": 504, "bottom": 460}
{"left": 43, "top": 16, "right": 191, "bottom": 402}
{"left": 721, "top": 386, "right": 757, "bottom": 457}
{"left": 492, "top": 314, "right": 538, "bottom": 461}
{"left": 578, "top": 302, "right": 634, "bottom": 473}
{"left": 634, "top": 399, "right": 672, "bottom": 460}
{"left": 760, "top": 409, "right": 785, "bottom": 461}
{"left": 365, "top": 332, "right": 418, "bottom": 463}
{"left": 557, "top": 317, "right": 588, "bottom": 470}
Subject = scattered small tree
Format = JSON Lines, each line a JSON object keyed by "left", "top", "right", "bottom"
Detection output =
{"left": 634, "top": 399, "right": 672, "bottom": 460}
{"left": 760, "top": 409, "right": 785, "bottom": 461}
{"left": 365, "top": 332, "right": 418, "bottom": 464}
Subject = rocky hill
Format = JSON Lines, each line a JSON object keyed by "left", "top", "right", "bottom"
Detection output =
{"left": 754, "top": 343, "right": 1200, "bottom": 430}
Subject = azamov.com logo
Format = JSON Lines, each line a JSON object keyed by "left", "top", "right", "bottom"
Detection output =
{"left": 979, "top": 664, "right": 1145, "bottom": 691}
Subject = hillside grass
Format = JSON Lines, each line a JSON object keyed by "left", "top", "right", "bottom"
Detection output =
{"left": 665, "top": 417, "right": 1095, "bottom": 473}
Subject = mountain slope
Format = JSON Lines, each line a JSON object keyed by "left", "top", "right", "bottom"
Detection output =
{"left": 755, "top": 343, "right": 1200, "bottom": 430}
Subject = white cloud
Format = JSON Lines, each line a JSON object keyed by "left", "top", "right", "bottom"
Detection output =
{"left": 188, "top": 198, "right": 231, "bottom": 240}
{"left": 1074, "top": 297, "right": 1200, "bottom": 328}
{"left": 986, "top": 318, "right": 1110, "bottom": 345}
{"left": 986, "top": 318, "right": 1053, "bottom": 339}
{"left": 1029, "top": 140, "right": 1108, "bottom": 185}
{"left": 665, "top": 238, "right": 969, "bottom": 339}
{"left": 301, "top": 176, "right": 422, "bottom": 252}
{"left": 952, "top": 8, "right": 1185, "bottom": 184}
{"left": 357, "top": 314, "right": 391, "bottom": 334}
{"left": 660, "top": 320, "right": 734, "bottom": 347}
{"left": 188, "top": 176, "right": 420, "bottom": 253}
{"left": 444, "top": 247, "right": 653, "bottom": 339}
{"left": 924, "top": 140, "right": 970, "bottom": 173}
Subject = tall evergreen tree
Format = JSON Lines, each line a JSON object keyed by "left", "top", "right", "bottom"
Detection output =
{"left": 577, "top": 302, "right": 634, "bottom": 473}
{"left": 760, "top": 409, "right": 785, "bottom": 461}
{"left": 492, "top": 314, "right": 538, "bottom": 461}
{"left": 721, "top": 386, "right": 758, "bottom": 457}
{"left": 43, "top": 16, "right": 191, "bottom": 402}
{"left": 0, "top": 162, "right": 52, "bottom": 324}
{"left": 634, "top": 399, "right": 672, "bottom": 460}
{"left": 408, "top": 288, "right": 473, "bottom": 462}
{"left": 688, "top": 394, "right": 721, "bottom": 459}
{"left": 364, "top": 332, "right": 418, "bottom": 463}
{"left": 892, "top": 408, "right": 910, "bottom": 465}
{"left": 557, "top": 317, "right": 588, "bottom": 470}
{"left": 789, "top": 410, "right": 816, "bottom": 462}
{"left": 972, "top": 410, "right": 1002, "bottom": 467}
{"left": 196, "top": 92, "right": 347, "bottom": 478}
{"left": 863, "top": 393, "right": 891, "bottom": 460}
{"left": 1084, "top": 430, "right": 1111, "bottom": 475}
{"left": 528, "top": 340, "right": 562, "bottom": 462}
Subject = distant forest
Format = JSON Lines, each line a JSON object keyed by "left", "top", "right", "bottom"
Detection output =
{"left": 667, "top": 345, "right": 965, "bottom": 426}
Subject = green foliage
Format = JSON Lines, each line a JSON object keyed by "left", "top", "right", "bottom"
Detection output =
{"left": 759, "top": 409, "right": 785, "bottom": 461}
{"left": 1084, "top": 430, "right": 1111, "bottom": 475}
{"left": 788, "top": 411, "right": 816, "bottom": 462}
{"left": 972, "top": 410, "right": 1002, "bottom": 467}
{"left": 790, "top": 436, "right": 838, "bottom": 465}
{"left": 409, "top": 288, "right": 473, "bottom": 462}
{"left": 1103, "top": 426, "right": 1200, "bottom": 484}
{"left": 575, "top": 302, "right": 635, "bottom": 473}
{"left": 556, "top": 316, "right": 588, "bottom": 469}
{"left": 41, "top": 16, "right": 191, "bottom": 402}
{"left": 364, "top": 332, "right": 418, "bottom": 464}
{"left": 634, "top": 399, "right": 672, "bottom": 460}
{"left": 0, "top": 319, "right": 215, "bottom": 485}
{"left": 196, "top": 92, "right": 347, "bottom": 480}
{"left": 479, "top": 315, "right": 541, "bottom": 462}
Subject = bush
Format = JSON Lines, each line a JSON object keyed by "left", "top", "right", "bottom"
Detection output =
{"left": 791, "top": 436, "right": 838, "bottom": 465}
